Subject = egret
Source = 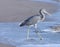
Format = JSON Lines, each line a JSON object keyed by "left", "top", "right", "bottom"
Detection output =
{"left": 19, "top": 8, "right": 51, "bottom": 40}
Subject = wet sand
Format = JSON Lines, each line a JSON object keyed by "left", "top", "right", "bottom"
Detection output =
{"left": 53, "top": 0, "right": 60, "bottom": 2}
{"left": 0, "top": 0, "right": 59, "bottom": 22}
{"left": 0, "top": 43, "right": 15, "bottom": 47}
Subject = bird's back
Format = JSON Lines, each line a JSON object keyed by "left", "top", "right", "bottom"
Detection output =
{"left": 20, "top": 14, "right": 41, "bottom": 26}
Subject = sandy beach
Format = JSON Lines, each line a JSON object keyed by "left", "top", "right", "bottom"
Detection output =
{"left": 0, "top": 43, "right": 15, "bottom": 47}
{"left": 0, "top": 0, "right": 59, "bottom": 22}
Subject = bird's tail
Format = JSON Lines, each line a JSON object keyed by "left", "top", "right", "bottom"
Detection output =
{"left": 19, "top": 23, "right": 24, "bottom": 27}
{"left": 19, "top": 21, "right": 25, "bottom": 27}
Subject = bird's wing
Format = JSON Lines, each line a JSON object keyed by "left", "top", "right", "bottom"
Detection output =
{"left": 24, "top": 14, "right": 40, "bottom": 23}
{"left": 20, "top": 14, "right": 40, "bottom": 26}
{"left": 20, "top": 16, "right": 34, "bottom": 26}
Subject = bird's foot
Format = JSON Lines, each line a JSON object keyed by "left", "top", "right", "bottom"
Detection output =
{"left": 26, "top": 38, "right": 36, "bottom": 42}
{"left": 33, "top": 30, "right": 43, "bottom": 40}
{"left": 35, "top": 31, "right": 43, "bottom": 40}
{"left": 26, "top": 38, "right": 34, "bottom": 40}
{"left": 33, "top": 30, "right": 40, "bottom": 33}
{"left": 40, "top": 38, "right": 43, "bottom": 40}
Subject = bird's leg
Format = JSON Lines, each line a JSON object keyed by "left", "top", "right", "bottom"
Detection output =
{"left": 26, "top": 26, "right": 30, "bottom": 40}
{"left": 34, "top": 24, "right": 42, "bottom": 40}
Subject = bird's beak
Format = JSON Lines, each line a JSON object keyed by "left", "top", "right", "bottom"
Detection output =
{"left": 44, "top": 10, "right": 51, "bottom": 16}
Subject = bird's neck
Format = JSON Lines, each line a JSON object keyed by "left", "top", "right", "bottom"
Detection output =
{"left": 40, "top": 11, "right": 45, "bottom": 21}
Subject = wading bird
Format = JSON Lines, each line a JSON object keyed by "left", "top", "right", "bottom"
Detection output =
{"left": 19, "top": 8, "right": 51, "bottom": 40}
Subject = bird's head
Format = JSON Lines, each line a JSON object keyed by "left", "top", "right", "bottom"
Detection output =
{"left": 39, "top": 8, "right": 51, "bottom": 16}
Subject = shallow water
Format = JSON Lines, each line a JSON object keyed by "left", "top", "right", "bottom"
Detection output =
{"left": 0, "top": 22, "right": 60, "bottom": 47}
{"left": 31, "top": 0, "right": 60, "bottom": 8}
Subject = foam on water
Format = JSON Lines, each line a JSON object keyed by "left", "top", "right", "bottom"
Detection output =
{"left": 31, "top": 0, "right": 60, "bottom": 4}
{"left": 17, "top": 44, "right": 60, "bottom": 47}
